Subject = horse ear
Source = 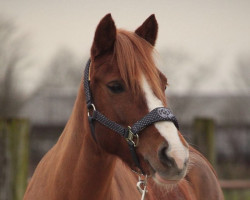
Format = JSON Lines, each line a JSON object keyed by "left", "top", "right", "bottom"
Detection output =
{"left": 135, "top": 14, "right": 158, "bottom": 46}
{"left": 91, "top": 14, "right": 116, "bottom": 59}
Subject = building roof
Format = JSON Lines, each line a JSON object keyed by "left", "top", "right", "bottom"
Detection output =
{"left": 168, "top": 94, "right": 250, "bottom": 125}
{"left": 20, "top": 89, "right": 250, "bottom": 126}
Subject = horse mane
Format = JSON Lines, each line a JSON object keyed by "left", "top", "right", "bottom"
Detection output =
{"left": 113, "top": 29, "right": 166, "bottom": 102}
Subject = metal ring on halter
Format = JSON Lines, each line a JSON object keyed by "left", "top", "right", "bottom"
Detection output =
{"left": 132, "top": 168, "right": 152, "bottom": 178}
{"left": 126, "top": 126, "right": 139, "bottom": 147}
{"left": 131, "top": 169, "right": 144, "bottom": 176}
{"left": 87, "top": 103, "right": 96, "bottom": 117}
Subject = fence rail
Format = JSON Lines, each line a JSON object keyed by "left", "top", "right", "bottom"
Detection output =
{"left": 220, "top": 180, "right": 250, "bottom": 190}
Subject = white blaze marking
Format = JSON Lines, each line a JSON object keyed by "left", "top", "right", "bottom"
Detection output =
{"left": 141, "top": 75, "right": 189, "bottom": 169}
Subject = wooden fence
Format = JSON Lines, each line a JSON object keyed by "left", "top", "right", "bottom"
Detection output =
{"left": 193, "top": 118, "right": 216, "bottom": 166}
{"left": 0, "top": 119, "right": 29, "bottom": 200}
{"left": 192, "top": 117, "right": 250, "bottom": 194}
{"left": 0, "top": 117, "right": 249, "bottom": 200}
{"left": 220, "top": 180, "right": 250, "bottom": 189}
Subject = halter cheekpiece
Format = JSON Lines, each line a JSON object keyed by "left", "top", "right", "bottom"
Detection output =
{"left": 84, "top": 59, "right": 179, "bottom": 175}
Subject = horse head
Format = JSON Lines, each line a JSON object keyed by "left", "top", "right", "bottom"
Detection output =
{"left": 88, "top": 14, "right": 189, "bottom": 185}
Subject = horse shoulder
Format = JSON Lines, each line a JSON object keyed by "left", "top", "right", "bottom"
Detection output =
{"left": 24, "top": 135, "right": 71, "bottom": 200}
{"left": 24, "top": 145, "right": 58, "bottom": 200}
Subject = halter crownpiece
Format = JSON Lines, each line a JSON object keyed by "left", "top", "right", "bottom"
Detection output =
{"left": 83, "top": 59, "right": 179, "bottom": 175}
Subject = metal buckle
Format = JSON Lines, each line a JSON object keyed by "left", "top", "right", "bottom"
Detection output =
{"left": 87, "top": 103, "right": 96, "bottom": 117}
{"left": 126, "top": 126, "right": 139, "bottom": 147}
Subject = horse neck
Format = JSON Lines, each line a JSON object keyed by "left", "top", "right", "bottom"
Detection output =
{"left": 55, "top": 83, "right": 116, "bottom": 199}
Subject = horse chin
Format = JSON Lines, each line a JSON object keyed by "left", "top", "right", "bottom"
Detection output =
{"left": 152, "top": 173, "right": 182, "bottom": 186}
{"left": 145, "top": 161, "right": 186, "bottom": 187}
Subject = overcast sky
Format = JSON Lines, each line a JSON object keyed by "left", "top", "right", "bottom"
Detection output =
{"left": 0, "top": 0, "right": 250, "bottom": 94}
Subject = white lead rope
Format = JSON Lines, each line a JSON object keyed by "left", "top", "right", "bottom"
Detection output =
{"left": 136, "top": 175, "right": 148, "bottom": 200}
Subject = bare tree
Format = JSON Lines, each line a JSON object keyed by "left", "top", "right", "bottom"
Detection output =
{"left": 0, "top": 16, "right": 30, "bottom": 118}
{"left": 41, "top": 48, "right": 83, "bottom": 91}
{"left": 218, "top": 53, "right": 250, "bottom": 124}
{"left": 159, "top": 49, "right": 193, "bottom": 115}
{"left": 236, "top": 53, "right": 250, "bottom": 93}
{"left": 159, "top": 49, "right": 216, "bottom": 119}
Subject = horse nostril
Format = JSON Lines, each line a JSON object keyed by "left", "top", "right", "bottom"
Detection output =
{"left": 158, "top": 146, "right": 176, "bottom": 168}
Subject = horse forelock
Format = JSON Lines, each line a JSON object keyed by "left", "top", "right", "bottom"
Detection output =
{"left": 113, "top": 29, "right": 166, "bottom": 103}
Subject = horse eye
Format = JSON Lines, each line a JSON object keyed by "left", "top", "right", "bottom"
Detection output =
{"left": 107, "top": 82, "right": 124, "bottom": 94}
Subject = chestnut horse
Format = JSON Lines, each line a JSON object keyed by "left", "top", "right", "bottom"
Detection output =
{"left": 24, "top": 14, "right": 224, "bottom": 200}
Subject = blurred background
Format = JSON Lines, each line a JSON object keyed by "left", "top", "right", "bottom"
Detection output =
{"left": 0, "top": 0, "right": 249, "bottom": 199}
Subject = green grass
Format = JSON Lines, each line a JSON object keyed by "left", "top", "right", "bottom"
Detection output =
{"left": 223, "top": 189, "right": 250, "bottom": 200}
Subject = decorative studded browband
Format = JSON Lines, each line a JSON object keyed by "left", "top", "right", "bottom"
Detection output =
{"left": 84, "top": 59, "right": 179, "bottom": 175}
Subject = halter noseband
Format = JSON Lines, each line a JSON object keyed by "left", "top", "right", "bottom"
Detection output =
{"left": 84, "top": 59, "right": 179, "bottom": 175}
